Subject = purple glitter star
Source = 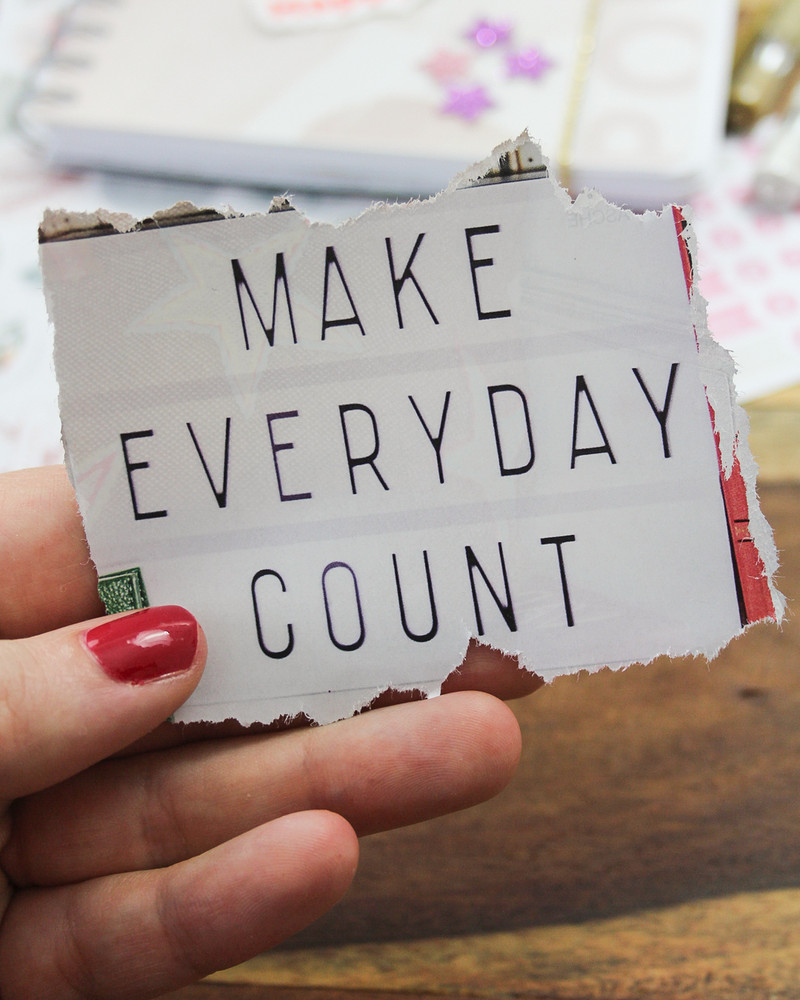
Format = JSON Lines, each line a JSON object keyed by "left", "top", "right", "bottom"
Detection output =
{"left": 441, "top": 84, "right": 494, "bottom": 121}
{"left": 466, "top": 19, "right": 513, "bottom": 48}
{"left": 506, "top": 47, "right": 553, "bottom": 79}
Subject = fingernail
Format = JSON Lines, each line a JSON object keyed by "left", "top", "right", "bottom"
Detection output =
{"left": 84, "top": 606, "right": 199, "bottom": 685}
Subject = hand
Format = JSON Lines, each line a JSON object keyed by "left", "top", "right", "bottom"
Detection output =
{"left": 0, "top": 466, "right": 539, "bottom": 1000}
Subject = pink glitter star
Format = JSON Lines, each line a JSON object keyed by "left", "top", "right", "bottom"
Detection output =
{"left": 506, "top": 47, "right": 553, "bottom": 79}
{"left": 441, "top": 84, "right": 494, "bottom": 121}
{"left": 421, "top": 48, "right": 471, "bottom": 83}
{"left": 466, "top": 19, "right": 513, "bottom": 49}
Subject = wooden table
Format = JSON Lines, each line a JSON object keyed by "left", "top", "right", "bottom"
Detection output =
{"left": 176, "top": 388, "right": 800, "bottom": 1000}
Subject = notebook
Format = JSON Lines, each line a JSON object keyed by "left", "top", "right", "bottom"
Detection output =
{"left": 18, "top": 0, "right": 738, "bottom": 208}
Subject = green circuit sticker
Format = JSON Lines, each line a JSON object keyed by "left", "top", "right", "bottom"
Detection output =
{"left": 98, "top": 567, "right": 150, "bottom": 614}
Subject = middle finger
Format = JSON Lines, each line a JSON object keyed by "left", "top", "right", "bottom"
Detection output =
{"left": 4, "top": 690, "right": 521, "bottom": 887}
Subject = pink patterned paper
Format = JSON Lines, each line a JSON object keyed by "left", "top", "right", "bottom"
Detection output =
{"left": 688, "top": 121, "right": 800, "bottom": 402}
{"left": 248, "top": 0, "right": 424, "bottom": 31}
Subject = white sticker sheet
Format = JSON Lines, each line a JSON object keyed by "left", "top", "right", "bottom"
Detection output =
{"left": 44, "top": 138, "right": 783, "bottom": 725}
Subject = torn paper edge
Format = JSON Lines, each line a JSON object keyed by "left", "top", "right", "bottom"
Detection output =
{"left": 43, "top": 132, "right": 784, "bottom": 728}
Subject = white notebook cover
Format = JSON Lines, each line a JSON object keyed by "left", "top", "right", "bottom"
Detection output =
{"left": 19, "top": 0, "right": 737, "bottom": 208}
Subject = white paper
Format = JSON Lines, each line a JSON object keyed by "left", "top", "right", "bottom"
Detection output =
{"left": 44, "top": 138, "right": 783, "bottom": 725}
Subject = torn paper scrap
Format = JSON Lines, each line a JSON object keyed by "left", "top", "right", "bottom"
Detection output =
{"left": 42, "top": 136, "right": 783, "bottom": 726}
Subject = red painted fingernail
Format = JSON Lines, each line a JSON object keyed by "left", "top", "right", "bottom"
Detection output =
{"left": 84, "top": 606, "right": 199, "bottom": 685}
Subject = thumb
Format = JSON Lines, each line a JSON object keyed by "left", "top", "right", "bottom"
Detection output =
{"left": 0, "top": 606, "right": 205, "bottom": 800}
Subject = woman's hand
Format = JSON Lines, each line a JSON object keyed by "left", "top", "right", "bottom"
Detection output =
{"left": 0, "top": 466, "right": 539, "bottom": 1000}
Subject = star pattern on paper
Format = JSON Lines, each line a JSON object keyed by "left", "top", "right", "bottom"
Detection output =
{"left": 441, "top": 84, "right": 494, "bottom": 121}
{"left": 506, "top": 47, "right": 553, "bottom": 80}
{"left": 466, "top": 19, "right": 513, "bottom": 48}
{"left": 421, "top": 48, "right": 471, "bottom": 83}
{"left": 426, "top": 17, "right": 552, "bottom": 123}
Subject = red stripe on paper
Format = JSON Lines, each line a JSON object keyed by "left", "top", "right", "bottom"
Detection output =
{"left": 672, "top": 207, "right": 775, "bottom": 624}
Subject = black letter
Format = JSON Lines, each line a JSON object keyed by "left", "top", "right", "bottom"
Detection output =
{"left": 570, "top": 375, "right": 617, "bottom": 468}
{"left": 321, "top": 246, "right": 366, "bottom": 339}
{"left": 465, "top": 542, "right": 517, "bottom": 635}
{"left": 120, "top": 431, "right": 168, "bottom": 521}
{"left": 267, "top": 411, "right": 312, "bottom": 502}
{"left": 541, "top": 535, "right": 577, "bottom": 627}
{"left": 251, "top": 569, "right": 294, "bottom": 659}
{"left": 231, "top": 255, "right": 296, "bottom": 350}
{"left": 392, "top": 550, "right": 439, "bottom": 642}
{"left": 322, "top": 561, "right": 365, "bottom": 651}
{"left": 187, "top": 417, "right": 231, "bottom": 508}
{"left": 488, "top": 384, "right": 535, "bottom": 476}
{"left": 339, "top": 404, "right": 390, "bottom": 494}
{"left": 409, "top": 392, "right": 451, "bottom": 484}
{"left": 385, "top": 233, "right": 438, "bottom": 329}
{"left": 465, "top": 225, "right": 512, "bottom": 320}
{"left": 633, "top": 363, "right": 679, "bottom": 459}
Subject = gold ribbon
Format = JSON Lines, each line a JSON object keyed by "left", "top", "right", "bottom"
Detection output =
{"left": 557, "top": 0, "right": 603, "bottom": 197}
